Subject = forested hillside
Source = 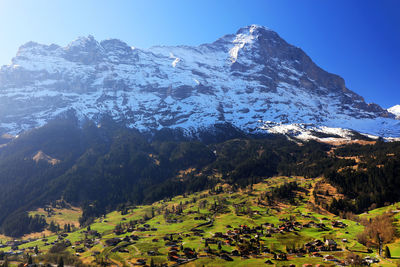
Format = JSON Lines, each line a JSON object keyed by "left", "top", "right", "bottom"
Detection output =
{"left": 0, "top": 116, "right": 399, "bottom": 237}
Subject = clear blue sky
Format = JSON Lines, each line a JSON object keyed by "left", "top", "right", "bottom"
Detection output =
{"left": 0, "top": 0, "right": 399, "bottom": 108}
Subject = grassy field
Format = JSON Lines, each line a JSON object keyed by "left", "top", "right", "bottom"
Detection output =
{"left": 0, "top": 176, "right": 399, "bottom": 266}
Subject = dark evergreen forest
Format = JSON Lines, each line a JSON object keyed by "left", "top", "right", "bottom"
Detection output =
{"left": 0, "top": 117, "right": 399, "bottom": 237}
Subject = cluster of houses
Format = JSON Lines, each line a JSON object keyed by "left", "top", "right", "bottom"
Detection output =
{"left": 196, "top": 221, "right": 346, "bottom": 261}
{"left": 303, "top": 239, "right": 340, "bottom": 253}
{"left": 0, "top": 239, "right": 39, "bottom": 256}
{"left": 168, "top": 246, "right": 197, "bottom": 263}
{"left": 320, "top": 254, "right": 380, "bottom": 266}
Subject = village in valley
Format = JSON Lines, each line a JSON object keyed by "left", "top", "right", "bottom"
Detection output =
{"left": 0, "top": 176, "right": 399, "bottom": 266}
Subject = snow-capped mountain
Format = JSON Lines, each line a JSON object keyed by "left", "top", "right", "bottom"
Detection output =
{"left": 388, "top": 105, "right": 400, "bottom": 119}
{"left": 0, "top": 25, "right": 399, "bottom": 137}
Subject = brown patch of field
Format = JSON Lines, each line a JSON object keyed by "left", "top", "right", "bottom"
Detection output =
{"left": 325, "top": 139, "right": 376, "bottom": 147}
{"left": 309, "top": 180, "right": 344, "bottom": 215}
{"left": 33, "top": 150, "right": 60, "bottom": 165}
{"left": 327, "top": 140, "right": 376, "bottom": 157}
{"left": 314, "top": 181, "right": 345, "bottom": 200}
{"left": 0, "top": 234, "right": 11, "bottom": 241}
{"left": 177, "top": 168, "right": 196, "bottom": 177}
{"left": 30, "top": 205, "right": 82, "bottom": 228}
{"left": 22, "top": 229, "right": 53, "bottom": 240}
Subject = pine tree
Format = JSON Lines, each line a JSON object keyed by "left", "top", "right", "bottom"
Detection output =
{"left": 58, "top": 256, "right": 64, "bottom": 267}
{"left": 385, "top": 246, "right": 391, "bottom": 258}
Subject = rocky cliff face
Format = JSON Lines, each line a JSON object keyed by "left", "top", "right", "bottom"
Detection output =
{"left": 0, "top": 25, "right": 398, "bottom": 137}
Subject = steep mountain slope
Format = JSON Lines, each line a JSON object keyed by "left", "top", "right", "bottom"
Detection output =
{"left": 0, "top": 25, "right": 399, "bottom": 137}
{"left": 388, "top": 105, "right": 400, "bottom": 119}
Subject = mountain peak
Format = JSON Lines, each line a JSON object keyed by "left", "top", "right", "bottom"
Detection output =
{"left": 64, "top": 35, "right": 104, "bottom": 64}
{"left": 236, "top": 24, "right": 272, "bottom": 35}
{"left": 0, "top": 26, "right": 399, "bottom": 138}
{"left": 66, "top": 35, "right": 98, "bottom": 48}
{"left": 16, "top": 41, "right": 60, "bottom": 58}
{"left": 388, "top": 105, "right": 400, "bottom": 119}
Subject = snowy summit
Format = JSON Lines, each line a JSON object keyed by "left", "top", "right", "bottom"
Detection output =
{"left": 0, "top": 25, "right": 399, "bottom": 138}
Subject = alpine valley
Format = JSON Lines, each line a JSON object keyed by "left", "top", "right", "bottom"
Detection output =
{"left": 0, "top": 25, "right": 400, "bottom": 266}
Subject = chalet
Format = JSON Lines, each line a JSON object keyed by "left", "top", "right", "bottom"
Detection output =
{"left": 220, "top": 254, "right": 233, "bottom": 261}
{"left": 147, "top": 250, "right": 157, "bottom": 256}
{"left": 105, "top": 238, "right": 121, "bottom": 246}
{"left": 262, "top": 247, "right": 271, "bottom": 253}
{"left": 364, "top": 256, "right": 379, "bottom": 264}
{"left": 88, "top": 230, "right": 101, "bottom": 237}
{"left": 183, "top": 247, "right": 197, "bottom": 259}
{"left": 231, "top": 250, "right": 240, "bottom": 256}
{"left": 169, "top": 246, "right": 179, "bottom": 252}
{"left": 135, "top": 259, "right": 147, "bottom": 265}
{"left": 324, "top": 255, "right": 338, "bottom": 262}
{"left": 114, "top": 228, "right": 125, "bottom": 235}
{"left": 312, "top": 252, "right": 323, "bottom": 257}
{"left": 325, "top": 239, "right": 338, "bottom": 250}
{"left": 92, "top": 251, "right": 100, "bottom": 256}
{"left": 130, "top": 235, "right": 140, "bottom": 240}
{"left": 331, "top": 220, "right": 347, "bottom": 228}
{"left": 275, "top": 253, "right": 287, "bottom": 261}
{"left": 214, "top": 232, "right": 228, "bottom": 239}
{"left": 165, "top": 241, "right": 178, "bottom": 247}
{"left": 75, "top": 248, "right": 85, "bottom": 253}
{"left": 6, "top": 240, "right": 24, "bottom": 247}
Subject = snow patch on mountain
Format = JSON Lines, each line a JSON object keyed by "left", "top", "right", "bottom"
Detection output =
{"left": 0, "top": 25, "right": 398, "bottom": 139}
{"left": 388, "top": 105, "right": 400, "bottom": 119}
